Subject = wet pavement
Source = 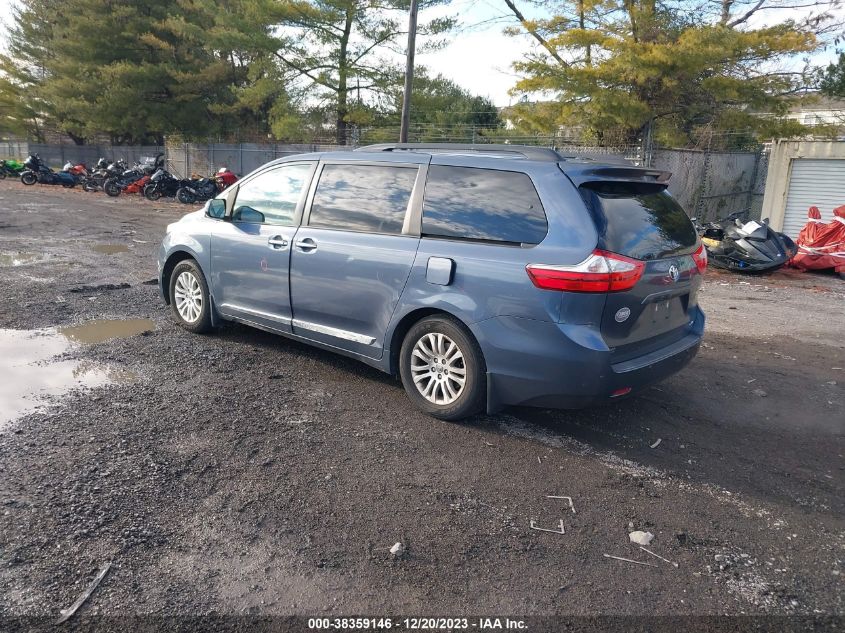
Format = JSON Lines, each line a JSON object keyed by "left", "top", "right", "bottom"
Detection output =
{"left": 0, "top": 181, "right": 843, "bottom": 624}
{"left": 0, "top": 320, "right": 148, "bottom": 428}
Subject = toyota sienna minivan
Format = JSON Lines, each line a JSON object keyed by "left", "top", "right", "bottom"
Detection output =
{"left": 158, "top": 143, "right": 706, "bottom": 420}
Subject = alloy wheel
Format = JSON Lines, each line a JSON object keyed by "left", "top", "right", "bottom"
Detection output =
{"left": 410, "top": 332, "right": 467, "bottom": 405}
{"left": 174, "top": 271, "right": 202, "bottom": 323}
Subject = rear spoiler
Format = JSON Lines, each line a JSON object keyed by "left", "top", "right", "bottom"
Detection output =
{"left": 560, "top": 163, "right": 671, "bottom": 187}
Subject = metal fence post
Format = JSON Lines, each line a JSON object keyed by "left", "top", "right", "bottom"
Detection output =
{"left": 694, "top": 134, "right": 713, "bottom": 221}
{"left": 747, "top": 145, "right": 762, "bottom": 217}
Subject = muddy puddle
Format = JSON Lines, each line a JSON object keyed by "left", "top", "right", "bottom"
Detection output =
{"left": 59, "top": 318, "right": 154, "bottom": 344}
{"left": 92, "top": 244, "right": 130, "bottom": 255}
{"left": 0, "top": 319, "right": 152, "bottom": 428}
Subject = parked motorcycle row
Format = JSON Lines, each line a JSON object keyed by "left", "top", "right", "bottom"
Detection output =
{"left": 5, "top": 153, "right": 239, "bottom": 203}
{"left": 695, "top": 208, "right": 844, "bottom": 279}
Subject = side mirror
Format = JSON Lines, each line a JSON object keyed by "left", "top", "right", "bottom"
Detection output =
{"left": 206, "top": 199, "right": 226, "bottom": 220}
{"left": 232, "top": 206, "right": 265, "bottom": 224}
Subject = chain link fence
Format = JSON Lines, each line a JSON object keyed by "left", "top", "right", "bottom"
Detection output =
{"left": 0, "top": 140, "right": 164, "bottom": 169}
{"left": 2, "top": 134, "right": 769, "bottom": 221}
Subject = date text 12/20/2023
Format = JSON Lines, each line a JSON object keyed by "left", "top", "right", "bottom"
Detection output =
{"left": 307, "top": 617, "right": 528, "bottom": 630}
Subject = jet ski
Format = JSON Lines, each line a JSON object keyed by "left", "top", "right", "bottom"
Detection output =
{"left": 695, "top": 212, "right": 797, "bottom": 273}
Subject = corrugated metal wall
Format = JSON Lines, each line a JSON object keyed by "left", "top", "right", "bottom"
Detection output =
{"left": 783, "top": 158, "right": 845, "bottom": 238}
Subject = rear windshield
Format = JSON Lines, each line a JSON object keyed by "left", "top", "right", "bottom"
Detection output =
{"left": 580, "top": 183, "right": 697, "bottom": 260}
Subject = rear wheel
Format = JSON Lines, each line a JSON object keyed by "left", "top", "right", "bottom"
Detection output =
{"left": 176, "top": 187, "right": 195, "bottom": 204}
{"left": 168, "top": 260, "right": 212, "bottom": 334}
{"left": 21, "top": 172, "right": 37, "bottom": 185}
{"left": 399, "top": 316, "right": 485, "bottom": 421}
{"left": 103, "top": 179, "right": 121, "bottom": 197}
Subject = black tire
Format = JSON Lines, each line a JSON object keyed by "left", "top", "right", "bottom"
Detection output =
{"left": 82, "top": 179, "right": 98, "bottom": 192}
{"left": 0, "top": 170, "right": 6, "bottom": 179}
{"left": 168, "top": 259, "right": 212, "bottom": 334}
{"left": 176, "top": 187, "right": 195, "bottom": 204}
{"left": 62, "top": 181, "right": 76, "bottom": 188}
{"left": 21, "top": 172, "right": 37, "bottom": 185}
{"left": 144, "top": 183, "right": 162, "bottom": 201}
{"left": 103, "top": 179, "right": 121, "bottom": 197}
{"left": 399, "top": 315, "right": 485, "bottom": 421}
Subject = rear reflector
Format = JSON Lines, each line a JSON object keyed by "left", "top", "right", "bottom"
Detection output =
{"left": 692, "top": 242, "right": 707, "bottom": 273}
{"left": 526, "top": 249, "right": 645, "bottom": 293}
{"left": 611, "top": 387, "right": 632, "bottom": 398}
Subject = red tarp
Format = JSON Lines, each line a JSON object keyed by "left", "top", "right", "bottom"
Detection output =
{"left": 792, "top": 205, "right": 845, "bottom": 273}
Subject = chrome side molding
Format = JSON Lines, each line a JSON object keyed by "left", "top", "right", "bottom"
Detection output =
{"left": 292, "top": 319, "right": 376, "bottom": 345}
{"left": 219, "top": 303, "right": 292, "bottom": 325}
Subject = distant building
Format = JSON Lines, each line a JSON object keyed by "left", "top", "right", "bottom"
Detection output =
{"left": 782, "top": 95, "right": 845, "bottom": 128}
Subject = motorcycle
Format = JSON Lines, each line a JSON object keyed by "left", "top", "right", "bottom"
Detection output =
{"left": 103, "top": 165, "right": 148, "bottom": 197}
{"left": 0, "top": 158, "right": 25, "bottom": 178}
{"left": 82, "top": 158, "right": 127, "bottom": 192}
{"left": 175, "top": 176, "right": 221, "bottom": 204}
{"left": 102, "top": 154, "right": 163, "bottom": 197}
{"left": 62, "top": 161, "right": 90, "bottom": 181}
{"left": 20, "top": 154, "right": 77, "bottom": 188}
{"left": 143, "top": 169, "right": 193, "bottom": 201}
{"left": 694, "top": 211, "right": 798, "bottom": 273}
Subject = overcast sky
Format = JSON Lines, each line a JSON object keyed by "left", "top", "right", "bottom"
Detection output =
{"left": 0, "top": 0, "right": 841, "bottom": 107}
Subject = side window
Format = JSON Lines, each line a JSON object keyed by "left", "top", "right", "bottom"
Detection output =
{"left": 232, "top": 163, "right": 313, "bottom": 226}
{"left": 422, "top": 166, "right": 548, "bottom": 245}
{"left": 308, "top": 164, "right": 417, "bottom": 235}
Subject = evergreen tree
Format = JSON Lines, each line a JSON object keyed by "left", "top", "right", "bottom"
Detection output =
{"left": 274, "top": 0, "right": 455, "bottom": 144}
{"left": 819, "top": 53, "right": 845, "bottom": 98}
{"left": 0, "top": 0, "right": 293, "bottom": 143}
{"left": 502, "top": 0, "right": 841, "bottom": 146}
{"left": 364, "top": 70, "right": 500, "bottom": 141}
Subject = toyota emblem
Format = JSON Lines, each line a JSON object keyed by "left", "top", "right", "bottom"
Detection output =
{"left": 668, "top": 264, "right": 680, "bottom": 282}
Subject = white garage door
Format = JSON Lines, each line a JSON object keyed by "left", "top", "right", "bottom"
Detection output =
{"left": 782, "top": 158, "right": 845, "bottom": 238}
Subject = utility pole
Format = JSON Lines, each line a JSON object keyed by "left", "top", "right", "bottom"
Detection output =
{"left": 399, "top": 0, "right": 419, "bottom": 143}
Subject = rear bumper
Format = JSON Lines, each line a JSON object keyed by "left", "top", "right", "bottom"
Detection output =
{"left": 474, "top": 308, "right": 704, "bottom": 412}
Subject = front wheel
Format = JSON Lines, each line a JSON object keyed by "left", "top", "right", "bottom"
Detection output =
{"left": 144, "top": 184, "right": 162, "bottom": 201}
{"left": 21, "top": 171, "right": 37, "bottom": 185}
{"left": 103, "top": 179, "right": 121, "bottom": 197}
{"left": 399, "top": 316, "right": 485, "bottom": 421}
{"left": 169, "top": 260, "right": 212, "bottom": 334}
{"left": 103, "top": 180, "right": 120, "bottom": 198}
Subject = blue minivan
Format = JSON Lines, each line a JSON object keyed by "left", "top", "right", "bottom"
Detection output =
{"left": 158, "top": 144, "right": 707, "bottom": 420}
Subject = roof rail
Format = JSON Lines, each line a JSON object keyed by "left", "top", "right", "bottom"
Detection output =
{"left": 355, "top": 143, "right": 564, "bottom": 162}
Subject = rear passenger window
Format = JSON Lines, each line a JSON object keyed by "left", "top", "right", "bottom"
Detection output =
{"left": 422, "top": 166, "right": 548, "bottom": 244}
{"left": 308, "top": 164, "right": 417, "bottom": 234}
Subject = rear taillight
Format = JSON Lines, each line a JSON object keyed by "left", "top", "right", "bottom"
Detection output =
{"left": 691, "top": 242, "right": 707, "bottom": 274}
{"left": 526, "top": 249, "right": 645, "bottom": 293}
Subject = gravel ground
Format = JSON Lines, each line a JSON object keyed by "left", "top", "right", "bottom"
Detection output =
{"left": 0, "top": 182, "right": 843, "bottom": 629}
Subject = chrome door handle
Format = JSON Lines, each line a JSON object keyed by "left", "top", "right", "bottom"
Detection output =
{"left": 295, "top": 237, "right": 317, "bottom": 252}
{"left": 268, "top": 235, "right": 288, "bottom": 249}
